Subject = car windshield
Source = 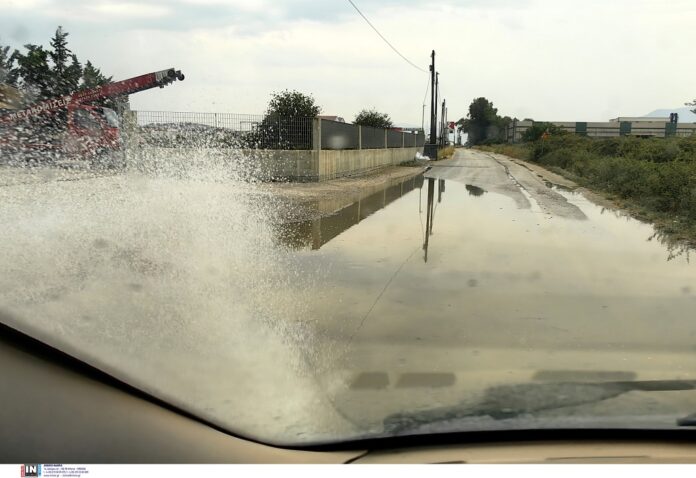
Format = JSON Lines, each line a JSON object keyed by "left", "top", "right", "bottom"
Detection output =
{"left": 1, "top": 1, "right": 696, "bottom": 447}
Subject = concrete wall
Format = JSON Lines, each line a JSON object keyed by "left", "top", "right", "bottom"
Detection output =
{"left": 250, "top": 149, "right": 318, "bottom": 181}
{"left": 245, "top": 148, "right": 422, "bottom": 182}
{"left": 126, "top": 146, "right": 420, "bottom": 182}
{"left": 318, "top": 147, "right": 420, "bottom": 181}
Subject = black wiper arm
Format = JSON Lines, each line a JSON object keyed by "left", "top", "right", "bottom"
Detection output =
{"left": 384, "top": 380, "right": 696, "bottom": 435}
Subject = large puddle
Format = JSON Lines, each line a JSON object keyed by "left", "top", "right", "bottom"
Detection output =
{"left": 1, "top": 160, "right": 695, "bottom": 445}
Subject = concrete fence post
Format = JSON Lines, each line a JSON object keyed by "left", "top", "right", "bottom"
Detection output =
{"left": 384, "top": 129, "right": 388, "bottom": 149}
{"left": 402, "top": 132, "right": 405, "bottom": 148}
{"left": 358, "top": 125, "right": 362, "bottom": 150}
{"left": 122, "top": 109, "right": 139, "bottom": 165}
{"left": 313, "top": 118, "right": 322, "bottom": 152}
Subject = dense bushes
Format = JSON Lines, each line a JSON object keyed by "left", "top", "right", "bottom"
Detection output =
{"left": 521, "top": 122, "right": 568, "bottom": 142}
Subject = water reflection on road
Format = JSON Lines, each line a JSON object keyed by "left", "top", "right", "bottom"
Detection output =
{"left": 2, "top": 153, "right": 696, "bottom": 445}
{"left": 289, "top": 168, "right": 696, "bottom": 436}
{"left": 275, "top": 174, "right": 424, "bottom": 250}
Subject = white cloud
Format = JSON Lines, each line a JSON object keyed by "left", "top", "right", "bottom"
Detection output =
{"left": 2, "top": 0, "right": 695, "bottom": 124}
{"left": 0, "top": 0, "right": 50, "bottom": 8}
{"left": 87, "top": 2, "right": 170, "bottom": 18}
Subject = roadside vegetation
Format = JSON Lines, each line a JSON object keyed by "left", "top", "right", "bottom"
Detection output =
{"left": 354, "top": 108, "right": 393, "bottom": 129}
{"left": 437, "top": 145, "right": 455, "bottom": 160}
{"left": 457, "top": 97, "right": 513, "bottom": 145}
{"left": 479, "top": 134, "right": 696, "bottom": 247}
{"left": 1, "top": 26, "right": 118, "bottom": 109}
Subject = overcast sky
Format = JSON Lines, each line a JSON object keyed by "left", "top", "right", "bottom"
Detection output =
{"left": 2, "top": 0, "right": 695, "bottom": 125}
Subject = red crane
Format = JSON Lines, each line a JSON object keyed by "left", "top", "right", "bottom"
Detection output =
{"left": 1, "top": 68, "right": 185, "bottom": 167}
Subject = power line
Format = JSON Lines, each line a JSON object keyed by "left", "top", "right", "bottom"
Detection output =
{"left": 346, "top": 0, "right": 427, "bottom": 73}
{"left": 422, "top": 73, "right": 430, "bottom": 106}
{"left": 421, "top": 74, "right": 430, "bottom": 131}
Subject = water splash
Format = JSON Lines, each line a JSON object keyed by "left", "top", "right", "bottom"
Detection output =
{"left": 0, "top": 139, "right": 350, "bottom": 444}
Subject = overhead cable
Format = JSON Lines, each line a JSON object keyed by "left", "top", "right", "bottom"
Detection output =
{"left": 346, "top": 0, "right": 427, "bottom": 73}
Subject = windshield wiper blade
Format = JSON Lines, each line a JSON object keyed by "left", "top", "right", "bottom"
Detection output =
{"left": 384, "top": 380, "right": 696, "bottom": 435}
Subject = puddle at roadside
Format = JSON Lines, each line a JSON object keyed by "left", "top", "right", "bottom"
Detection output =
{"left": 2, "top": 162, "right": 696, "bottom": 445}
{"left": 269, "top": 174, "right": 696, "bottom": 357}
{"left": 274, "top": 176, "right": 696, "bottom": 437}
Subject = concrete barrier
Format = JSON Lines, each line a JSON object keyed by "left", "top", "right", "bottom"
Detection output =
{"left": 127, "top": 146, "right": 420, "bottom": 182}
{"left": 318, "top": 147, "right": 420, "bottom": 181}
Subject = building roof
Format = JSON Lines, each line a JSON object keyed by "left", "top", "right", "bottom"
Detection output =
{"left": 609, "top": 116, "right": 670, "bottom": 123}
{"left": 318, "top": 115, "right": 345, "bottom": 123}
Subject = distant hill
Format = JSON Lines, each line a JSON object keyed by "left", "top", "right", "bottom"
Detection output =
{"left": 645, "top": 107, "right": 696, "bottom": 123}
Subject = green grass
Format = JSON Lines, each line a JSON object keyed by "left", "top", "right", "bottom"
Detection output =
{"left": 478, "top": 135, "right": 696, "bottom": 248}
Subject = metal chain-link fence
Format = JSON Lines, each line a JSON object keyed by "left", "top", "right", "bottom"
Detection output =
{"left": 133, "top": 112, "right": 426, "bottom": 151}
{"left": 134, "top": 111, "right": 313, "bottom": 150}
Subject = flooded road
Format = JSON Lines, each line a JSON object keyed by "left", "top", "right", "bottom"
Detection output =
{"left": 1, "top": 148, "right": 696, "bottom": 445}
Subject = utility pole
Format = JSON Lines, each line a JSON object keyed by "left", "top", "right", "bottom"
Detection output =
{"left": 441, "top": 99, "right": 446, "bottom": 146}
{"left": 425, "top": 50, "right": 437, "bottom": 159}
{"left": 430, "top": 51, "right": 436, "bottom": 146}
{"left": 435, "top": 72, "right": 439, "bottom": 141}
{"left": 423, "top": 177, "right": 435, "bottom": 262}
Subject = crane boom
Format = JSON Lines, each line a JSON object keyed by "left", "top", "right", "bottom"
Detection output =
{"left": 1, "top": 68, "right": 184, "bottom": 124}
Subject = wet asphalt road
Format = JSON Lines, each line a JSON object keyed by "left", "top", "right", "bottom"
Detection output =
{"left": 426, "top": 148, "right": 586, "bottom": 219}
{"left": 1, "top": 151, "right": 696, "bottom": 443}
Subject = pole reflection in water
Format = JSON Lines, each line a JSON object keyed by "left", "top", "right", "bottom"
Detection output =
{"left": 422, "top": 178, "right": 446, "bottom": 262}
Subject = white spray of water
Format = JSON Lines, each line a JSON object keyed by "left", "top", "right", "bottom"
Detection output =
{"left": 0, "top": 145, "right": 356, "bottom": 444}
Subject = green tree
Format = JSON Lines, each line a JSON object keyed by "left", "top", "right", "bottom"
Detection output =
{"left": 265, "top": 89, "right": 321, "bottom": 118}
{"left": 457, "top": 97, "right": 501, "bottom": 145}
{"left": 14, "top": 44, "right": 52, "bottom": 101}
{"left": 48, "top": 26, "right": 78, "bottom": 95}
{"left": 5, "top": 28, "right": 119, "bottom": 109}
{"left": 0, "top": 44, "right": 19, "bottom": 86}
{"left": 81, "top": 60, "right": 111, "bottom": 89}
{"left": 63, "top": 54, "right": 83, "bottom": 94}
{"left": 250, "top": 90, "right": 321, "bottom": 149}
{"left": 687, "top": 99, "right": 696, "bottom": 115}
{"left": 354, "top": 108, "right": 393, "bottom": 128}
{"left": 79, "top": 60, "right": 127, "bottom": 111}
